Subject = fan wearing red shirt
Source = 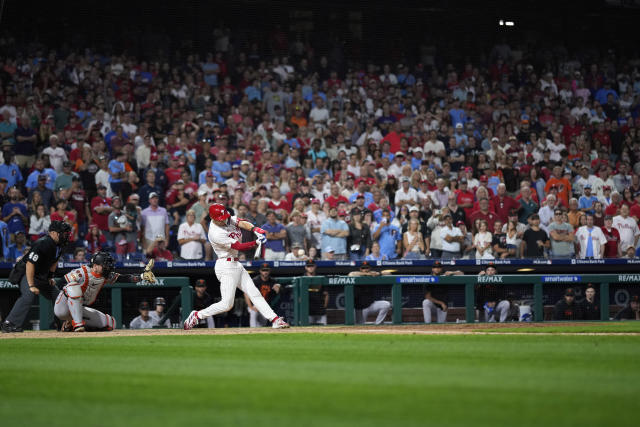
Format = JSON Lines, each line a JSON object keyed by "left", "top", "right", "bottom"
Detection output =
{"left": 145, "top": 235, "right": 174, "bottom": 261}
{"left": 592, "top": 122, "right": 611, "bottom": 148}
{"left": 630, "top": 193, "right": 640, "bottom": 220}
{"left": 601, "top": 215, "right": 622, "bottom": 258}
{"left": 51, "top": 199, "right": 78, "bottom": 241}
{"left": 380, "top": 122, "right": 405, "bottom": 154}
{"left": 69, "top": 177, "right": 88, "bottom": 228}
{"left": 164, "top": 156, "right": 184, "bottom": 186}
{"left": 604, "top": 192, "right": 623, "bottom": 217}
{"left": 561, "top": 116, "right": 582, "bottom": 144}
{"left": 456, "top": 179, "right": 475, "bottom": 225}
{"left": 492, "top": 183, "right": 520, "bottom": 223}
{"left": 325, "top": 183, "right": 348, "bottom": 208}
{"left": 268, "top": 186, "right": 291, "bottom": 213}
{"left": 180, "top": 170, "right": 198, "bottom": 202}
{"left": 469, "top": 198, "right": 498, "bottom": 231}
{"left": 90, "top": 185, "right": 113, "bottom": 233}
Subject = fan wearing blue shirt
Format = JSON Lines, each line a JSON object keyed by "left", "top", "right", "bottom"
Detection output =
{"left": 320, "top": 207, "right": 349, "bottom": 259}
{"left": 348, "top": 181, "right": 374, "bottom": 207}
{"left": 1, "top": 187, "right": 28, "bottom": 235}
{"left": 0, "top": 152, "right": 23, "bottom": 191}
{"left": 25, "top": 158, "right": 57, "bottom": 191}
{"left": 108, "top": 152, "right": 126, "bottom": 195}
{"left": 578, "top": 185, "right": 599, "bottom": 215}
{"left": 371, "top": 210, "right": 401, "bottom": 260}
{"left": 7, "top": 230, "right": 28, "bottom": 262}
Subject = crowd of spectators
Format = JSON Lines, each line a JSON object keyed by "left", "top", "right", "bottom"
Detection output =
{"left": 1, "top": 35, "right": 640, "bottom": 263}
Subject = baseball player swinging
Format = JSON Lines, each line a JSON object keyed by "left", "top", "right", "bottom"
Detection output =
{"left": 183, "top": 203, "right": 289, "bottom": 329}
{"left": 54, "top": 252, "right": 158, "bottom": 332}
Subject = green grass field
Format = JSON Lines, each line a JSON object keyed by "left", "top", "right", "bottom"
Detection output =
{"left": 474, "top": 321, "right": 640, "bottom": 333}
{"left": 2, "top": 331, "right": 639, "bottom": 427}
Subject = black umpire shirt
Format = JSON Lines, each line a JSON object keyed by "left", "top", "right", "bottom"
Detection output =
{"left": 9, "top": 235, "right": 61, "bottom": 289}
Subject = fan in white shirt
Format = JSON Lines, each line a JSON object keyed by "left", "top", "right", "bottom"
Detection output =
{"left": 575, "top": 215, "right": 606, "bottom": 258}
{"left": 613, "top": 205, "right": 640, "bottom": 252}
{"left": 546, "top": 138, "right": 566, "bottom": 162}
{"left": 394, "top": 178, "right": 419, "bottom": 211}
{"left": 423, "top": 133, "right": 447, "bottom": 157}
{"left": 177, "top": 210, "right": 208, "bottom": 259}
{"left": 309, "top": 99, "right": 330, "bottom": 124}
{"left": 42, "top": 135, "right": 68, "bottom": 173}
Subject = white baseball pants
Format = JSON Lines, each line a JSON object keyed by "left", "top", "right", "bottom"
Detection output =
{"left": 484, "top": 300, "right": 511, "bottom": 322}
{"left": 422, "top": 299, "right": 448, "bottom": 323}
{"left": 54, "top": 292, "right": 116, "bottom": 330}
{"left": 199, "top": 260, "right": 277, "bottom": 322}
{"left": 356, "top": 300, "right": 391, "bottom": 325}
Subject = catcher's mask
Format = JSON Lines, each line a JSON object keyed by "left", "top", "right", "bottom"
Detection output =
{"left": 49, "top": 220, "right": 72, "bottom": 247}
{"left": 91, "top": 251, "right": 116, "bottom": 279}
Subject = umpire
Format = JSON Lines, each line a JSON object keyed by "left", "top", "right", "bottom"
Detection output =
{"left": 1, "top": 221, "right": 72, "bottom": 333}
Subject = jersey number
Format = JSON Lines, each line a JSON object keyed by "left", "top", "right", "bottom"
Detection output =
{"left": 28, "top": 252, "right": 39, "bottom": 262}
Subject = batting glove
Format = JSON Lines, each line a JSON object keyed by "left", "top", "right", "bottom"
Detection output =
{"left": 256, "top": 234, "right": 267, "bottom": 245}
{"left": 252, "top": 227, "right": 266, "bottom": 235}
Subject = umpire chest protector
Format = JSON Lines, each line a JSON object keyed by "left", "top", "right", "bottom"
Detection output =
{"left": 9, "top": 236, "right": 61, "bottom": 286}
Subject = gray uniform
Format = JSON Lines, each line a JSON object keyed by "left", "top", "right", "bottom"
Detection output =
{"left": 149, "top": 310, "right": 171, "bottom": 328}
{"left": 129, "top": 315, "right": 155, "bottom": 329}
{"left": 53, "top": 265, "right": 116, "bottom": 330}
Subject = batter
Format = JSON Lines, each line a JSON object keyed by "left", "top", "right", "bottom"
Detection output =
{"left": 183, "top": 203, "right": 289, "bottom": 329}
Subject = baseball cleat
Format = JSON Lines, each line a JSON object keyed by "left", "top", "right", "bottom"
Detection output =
{"left": 73, "top": 325, "right": 86, "bottom": 332}
{"left": 1, "top": 321, "right": 23, "bottom": 333}
{"left": 272, "top": 316, "right": 290, "bottom": 329}
{"left": 183, "top": 310, "right": 200, "bottom": 330}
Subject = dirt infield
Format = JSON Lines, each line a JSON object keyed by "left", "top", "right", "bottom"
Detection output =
{"left": 2, "top": 322, "right": 639, "bottom": 339}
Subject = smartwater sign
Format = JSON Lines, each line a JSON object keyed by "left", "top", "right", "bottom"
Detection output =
{"left": 396, "top": 276, "right": 440, "bottom": 283}
{"left": 541, "top": 276, "right": 582, "bottom": 283}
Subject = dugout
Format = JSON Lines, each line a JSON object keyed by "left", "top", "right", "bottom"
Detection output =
{"left": 291, "top": 273, "right": 640, "bottom": 326}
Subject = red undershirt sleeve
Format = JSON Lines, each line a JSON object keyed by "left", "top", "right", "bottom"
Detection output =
{"left": 230, "top": 240, "right": 257, "bottom": 251}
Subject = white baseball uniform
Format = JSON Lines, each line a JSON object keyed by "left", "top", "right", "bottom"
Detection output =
{"left": 197, "top": 216, "right": 278, "bottom": 322}
{"left": 54, "top": 265, "right": 116, "bottom": 330}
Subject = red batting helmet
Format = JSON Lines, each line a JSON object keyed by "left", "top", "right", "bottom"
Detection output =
{"left": 209, "top": 203, "right": 230, "bottom": 222}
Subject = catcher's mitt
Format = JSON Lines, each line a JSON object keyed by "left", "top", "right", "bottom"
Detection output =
{"left": 141, "top": 259, "right": 157, "bottom": 284}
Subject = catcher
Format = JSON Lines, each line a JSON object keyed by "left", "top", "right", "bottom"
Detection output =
{"left": 55, "top": 253, "right": 157, "bottom": 332}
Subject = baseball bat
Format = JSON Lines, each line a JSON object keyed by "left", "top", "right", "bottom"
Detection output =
{"left": 254, "top": 240, "right": 262, "bottom": 260}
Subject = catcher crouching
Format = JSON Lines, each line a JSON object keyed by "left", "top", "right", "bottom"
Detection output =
{"left": 55, "top": 253, "right": 157, "bottom": 332}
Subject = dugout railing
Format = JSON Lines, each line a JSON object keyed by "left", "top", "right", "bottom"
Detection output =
{"left": 33, "top": 277, "right": 192, "bottom": 330}
{"left": 291, "top": 274, "right": 638, "bottom": 326}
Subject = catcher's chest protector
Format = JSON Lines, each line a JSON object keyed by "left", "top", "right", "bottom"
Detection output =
{"left": 63, "top": 265, "right": 107, "bottom": 306}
